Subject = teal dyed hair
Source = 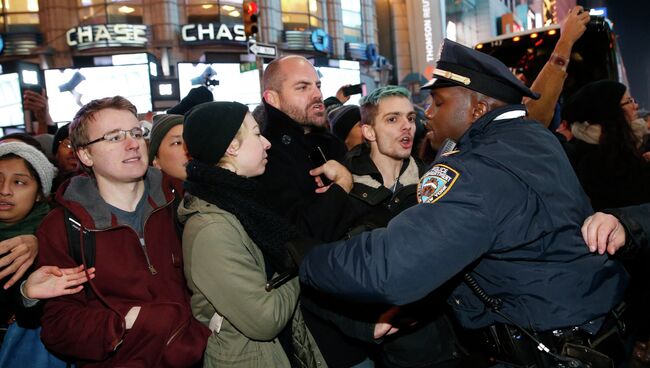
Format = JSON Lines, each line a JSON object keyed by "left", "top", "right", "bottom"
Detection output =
{"left": 359, "top": 85, "right": 411, "bottom": 125}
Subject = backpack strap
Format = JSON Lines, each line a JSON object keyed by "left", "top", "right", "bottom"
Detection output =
{"left": 63, "top": 208, "right": 96, "bottom": 270}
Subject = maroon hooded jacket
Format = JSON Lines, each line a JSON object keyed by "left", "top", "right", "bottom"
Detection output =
{"left": 36, "top": 168, "right": 209, "bottom": 367}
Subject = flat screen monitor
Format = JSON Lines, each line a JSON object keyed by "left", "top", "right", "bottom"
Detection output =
{"left": 177, "top": 63, "right": 262, "bottom": 110}
{"left": 44, "top": 64, "right": 152, "bottom": 123}
{"left": 0, "top": 73, "right": 25, "bottom": 129}
{"left": 316, "top": 64, "right": 362, "bottom": 106}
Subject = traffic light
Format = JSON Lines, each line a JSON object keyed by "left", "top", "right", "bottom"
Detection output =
{"left": 243, "top": 1, "right": 259, "bottom": 38}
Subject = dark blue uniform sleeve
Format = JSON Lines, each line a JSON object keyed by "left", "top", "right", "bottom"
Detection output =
{"left": 299, "top": 160, "right": 495, "bottom": 306}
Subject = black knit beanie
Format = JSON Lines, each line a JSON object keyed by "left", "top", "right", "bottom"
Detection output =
{"left": 149, "top": 114, "right": 183, "bottom": 162}
{"left": 183, "top": 101, "right": 249, "bottom": 165}
{"left": 168, "top": 86, "right": 213, "bottom": 115}
{"left": 563, "top": 80, "right": 627, "bottom": 125}
{"left": 52, "top": 123, "right": 71, "bottom": 155}
{"left": 329, "top": 105, "right": 361, "bottom": 141}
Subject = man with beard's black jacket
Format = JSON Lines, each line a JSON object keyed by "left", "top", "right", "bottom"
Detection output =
{"left": 255, "top": 55, "right": 371, "bottom": 368}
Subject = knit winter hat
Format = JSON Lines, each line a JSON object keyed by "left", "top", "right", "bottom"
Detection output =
{"left": 0, "top": 141, "right": 58, "bottom": 195}
{"left": 149, "top": 114, "right": 184, "bottom": 162}
{"left": 563, "top": 80, "right": 627, "bottom": 125}
{"left": 167, "top": 86, "right": 213, "bottom": 115}
{"left": 183, "top": 101, "right": 249, "bottom": 165}
{"left": 52, "top": 123, "right": 71, "bottom": 155}
{"left": 329, "top": 105, "right": 361, "bottom": 141}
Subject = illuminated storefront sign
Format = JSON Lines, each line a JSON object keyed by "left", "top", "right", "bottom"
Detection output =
{"left": 181, "top": 23, "right": 246, "bottom": 43}
{"left": 66, "top": 24, "right": 148, "bottom": 50}
{"left": 422, "top": 0, "right": 435, "bottom": 62}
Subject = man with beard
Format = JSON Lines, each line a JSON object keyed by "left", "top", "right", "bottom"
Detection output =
{"left": 258, "top": 55, "right": 372, "bottom": 368}
{"left": 258, "top": 55, "right": 358, "bottom": 242}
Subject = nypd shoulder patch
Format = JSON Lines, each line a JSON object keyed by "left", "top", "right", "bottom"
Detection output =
{"left": 417, "top": 164, "right": 460, "bottom": 204}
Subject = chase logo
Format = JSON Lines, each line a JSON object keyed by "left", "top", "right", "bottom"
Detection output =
{"left": 0, "top": 34, "right": 4, "bottom": 55}
{"left": 417, "top": 164, "right": 459, "bottom": 204}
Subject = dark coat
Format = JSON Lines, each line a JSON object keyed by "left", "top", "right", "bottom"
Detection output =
{"left": 341, "top": 143, "right": 461, "bottom": 368}
{"left": 36, "top": 169, "right": 210, "bottom": 367}
{"left": 255, "top": 101, "right": 358, "bottom": 242}
{"left": 343, "top": 143, "right": 425, "bottom": 238}
{"left": 566, "top": 138, "right": 650, "bottom": 211}
{"left": 300, "top": 105, "right": 628, "bottom": 333}
{"left": 257, "top": 101, "right": 368, "bottom": 367}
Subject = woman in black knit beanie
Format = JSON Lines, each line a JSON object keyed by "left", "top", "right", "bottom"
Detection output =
{"left": 178, "top": 101, "right": 325, "bottom": 368}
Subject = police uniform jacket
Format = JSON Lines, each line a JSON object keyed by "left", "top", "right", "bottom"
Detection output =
{"left": 300, "top": 104, "right": 629, "bottom": 332}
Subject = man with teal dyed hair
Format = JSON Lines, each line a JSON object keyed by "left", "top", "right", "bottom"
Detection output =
{"left": 339, "top": 85, "right": 461, "bottom": 367}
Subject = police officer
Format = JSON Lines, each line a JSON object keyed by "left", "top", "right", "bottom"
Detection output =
{"left": 299, "top": 39, "right": 628, "bottom": 367}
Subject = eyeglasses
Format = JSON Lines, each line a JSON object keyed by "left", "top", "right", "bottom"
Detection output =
{"left": 83, "top": 127, "right": 150, "bottom": 147}
{"left": 621, "top": 97, "right": 636, "bottom": 107}
{"left": 60, "top": 139, "right": 72, "bottom": 149}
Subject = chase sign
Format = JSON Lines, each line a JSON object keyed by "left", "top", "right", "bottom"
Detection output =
{"left": 66, "top": 24, "right": 148, "bottom": 51}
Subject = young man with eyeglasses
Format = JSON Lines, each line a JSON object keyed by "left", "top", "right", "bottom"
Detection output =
{"left": 35, "top": 96, "right": 209, "bottom": 367}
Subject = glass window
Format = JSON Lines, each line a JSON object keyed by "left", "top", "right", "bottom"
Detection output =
{"left": 219, "top": 0, "right": 243, "bottom": 26}
{"left": 342, "top": 0, "right": 362, "bottom": 43}
{"left": 0, "top": 0, "right": 39, "bottom": 33}
{"left": 281, "top": 0, "right": 323, "bottom": 31}
{"left": 185, "top": 0, "right": 244, "bottom": 26}
{"left": 107, "top": 3, "right": 143, "bottom": 23}
{"left": 77, "top": 0, "right": 143, "bottom": 25}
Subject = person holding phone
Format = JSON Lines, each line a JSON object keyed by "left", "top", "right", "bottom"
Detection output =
{"left": 22, "top": 87, "right": 57, "bottom": 135}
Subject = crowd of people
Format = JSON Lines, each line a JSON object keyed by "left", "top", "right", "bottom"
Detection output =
{"left": 0, "top": 5, "right": 649, "bottom": 368}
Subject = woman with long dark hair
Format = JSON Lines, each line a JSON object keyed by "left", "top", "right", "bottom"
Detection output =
{"left": 563, "top": 79, "right": 650, "bottom": 210}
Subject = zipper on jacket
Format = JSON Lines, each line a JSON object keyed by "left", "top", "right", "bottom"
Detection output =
{"left": 80, "top": 195, "right": 174, "bottom": 276}
{"left": 137, "top": 195, "right": 176, "bottom": 276}
{"left": 140, "top": 238, "right": 158, "bottom": 275}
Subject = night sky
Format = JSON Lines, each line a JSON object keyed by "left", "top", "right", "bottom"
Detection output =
{"left": 581, "top": 0, "right": 650, "bottom": 109}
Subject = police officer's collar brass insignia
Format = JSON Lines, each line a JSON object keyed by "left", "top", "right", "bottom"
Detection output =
{"left": 417, "top": 164, "right": 459, "bottom": 204}
{"left": 441, "top": 150, "right": 459, "bottom": 157}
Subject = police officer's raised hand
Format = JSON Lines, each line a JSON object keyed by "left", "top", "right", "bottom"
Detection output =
{"left": 310, "top": 160, "right": 353, "bottom": 193}
{"left": 581, "top": 212, "right": 626, "bottom": 255}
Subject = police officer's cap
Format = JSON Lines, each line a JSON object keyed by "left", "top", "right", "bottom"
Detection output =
{"left": 421, "top": 39, "right": 540, "bottom": 104}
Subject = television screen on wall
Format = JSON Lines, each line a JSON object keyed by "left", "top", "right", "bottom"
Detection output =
{"left": 316, "top": 62, "right": 362, "bottom": 106}
{"left": 177, "top": 62, "right": 262, "bottom": 110}
{"left": 0, "top": 73, "right": 25, "bottom": 129}
{"left": 44, "top": 64, "right": 152, "bottom": 123}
